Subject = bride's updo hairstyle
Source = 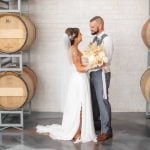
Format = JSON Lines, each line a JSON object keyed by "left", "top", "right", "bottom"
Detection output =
{"left": 65, "top": 28, "right": 80, "bottom": 45}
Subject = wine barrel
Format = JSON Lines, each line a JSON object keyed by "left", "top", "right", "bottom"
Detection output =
{"left": 0, "top": 66, "right": 37, "bottom": 110}
{"left": 21, "top": 66, "right": 37, "bottom": 102}
{"left": 141, "top": 18, "right": 150, "bottom": 49}
{"left": 0, "top": 72, "right": 28, "bottom": 110}
{"left": 140, "top": 69, "right": 150, "bottom": 102}
{"left": 0, "top": 13, "right": 36, "bottom": 53}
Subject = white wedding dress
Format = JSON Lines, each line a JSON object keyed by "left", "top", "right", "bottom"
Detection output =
{"left": 36, "top": 35, "right": 96, "bottom": 143}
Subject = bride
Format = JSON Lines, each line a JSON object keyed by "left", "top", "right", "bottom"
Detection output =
{"left": 36, "top": 28, "right": 97, "bottom": 143}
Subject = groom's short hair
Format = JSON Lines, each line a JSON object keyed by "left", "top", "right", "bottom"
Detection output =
{"left": 90, "top": 16, "right": 104, "bottom": 26}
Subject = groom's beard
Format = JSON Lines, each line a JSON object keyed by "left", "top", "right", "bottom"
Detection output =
{"left": 91, "top": 27, "right": 99, "bottom": 35}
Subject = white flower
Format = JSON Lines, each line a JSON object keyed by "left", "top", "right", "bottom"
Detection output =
{"left": 68, "top": 33, "right": 76, "bottom": 40}
{"left": 88, "top": 55, "right": 95, "bottom": 65}
{"left": 98, "top": 51, "right": 105, "bottom": 58}
{"left": 103, "top": 56, "right": 108, "bottom": 63}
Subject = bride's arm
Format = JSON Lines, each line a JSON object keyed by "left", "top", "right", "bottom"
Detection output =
{"left": 71, "top": 49, "right": 88, "bottom": 72}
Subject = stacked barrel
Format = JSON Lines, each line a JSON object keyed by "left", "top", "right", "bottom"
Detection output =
{"left": 140, "top": 18, "right": 150, "bottom": 102}
{"left": 0, "top": 13, "right": 37, "bottom": 110}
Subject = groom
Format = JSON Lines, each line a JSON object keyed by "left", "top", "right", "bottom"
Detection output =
{"left": 89, "top": 16, "right": 114, "bottom": 141}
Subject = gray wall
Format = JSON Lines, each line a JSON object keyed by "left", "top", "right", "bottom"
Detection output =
{"left": 28, "top": 0, "right": 149, "bottom": 112}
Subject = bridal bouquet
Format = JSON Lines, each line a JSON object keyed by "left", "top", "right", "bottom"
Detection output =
{"left": 82, "top": 43, "right": 108, "bottom": 68}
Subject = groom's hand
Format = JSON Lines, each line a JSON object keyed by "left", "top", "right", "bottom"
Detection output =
{"left": 100, "top": 63, "right": 106, "bottom": 68}
{"left": 99, "top": 63, "right": 107, "bottom": 70}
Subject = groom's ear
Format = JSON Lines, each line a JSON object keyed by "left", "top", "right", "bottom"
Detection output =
{"left": 98, "top": 23, "right": 104, "bottom": 31}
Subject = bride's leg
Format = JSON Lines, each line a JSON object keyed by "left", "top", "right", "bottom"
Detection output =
{"left": 73, "top": 107, "right": 82, "bottom": 141}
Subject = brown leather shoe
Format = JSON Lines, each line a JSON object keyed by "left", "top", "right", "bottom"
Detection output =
{"left": 97, "top": 133, "right": 113, "bottom": 142}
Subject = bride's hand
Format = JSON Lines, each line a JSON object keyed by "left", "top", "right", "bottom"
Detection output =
{"left": 88, "top": 64, "right": 98, "bottom": 70}
{"left": 85, "top": 65, "right": 97, "bottom": 71}
{"left": 84, "top": 66, "right": 91, "bottom": 72}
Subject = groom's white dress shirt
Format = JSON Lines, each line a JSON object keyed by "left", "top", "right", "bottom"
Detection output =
{"left": 91, "top": 31, "right": 114, "bottom": 73}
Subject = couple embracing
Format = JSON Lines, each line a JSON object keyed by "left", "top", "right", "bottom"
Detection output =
{"left": 36, "top": 16, "right": 114, "bottom": 143}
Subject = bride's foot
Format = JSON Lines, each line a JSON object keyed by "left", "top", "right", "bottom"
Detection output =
{"left": 73, "top": 138, "right": 81, "bottom": 144}
{"left": 72, "top": 133, "right": 81, "bottom": 143}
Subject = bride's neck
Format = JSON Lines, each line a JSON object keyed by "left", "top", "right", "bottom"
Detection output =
{"left": 71, "top": 44, "right": 78, "bottom": 49}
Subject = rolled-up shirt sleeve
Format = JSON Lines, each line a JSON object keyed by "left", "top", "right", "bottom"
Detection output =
{"left": 103, "top": 36, "right": 114, "bottom": 65}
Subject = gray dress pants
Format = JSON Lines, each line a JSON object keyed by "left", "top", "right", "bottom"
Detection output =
{"left": 90, "top": 70, "right": 112, "bottom": 134}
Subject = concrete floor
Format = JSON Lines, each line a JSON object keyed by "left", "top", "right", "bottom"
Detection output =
{"left": 0, "top": 112, "right": 150, "bottom": 150}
